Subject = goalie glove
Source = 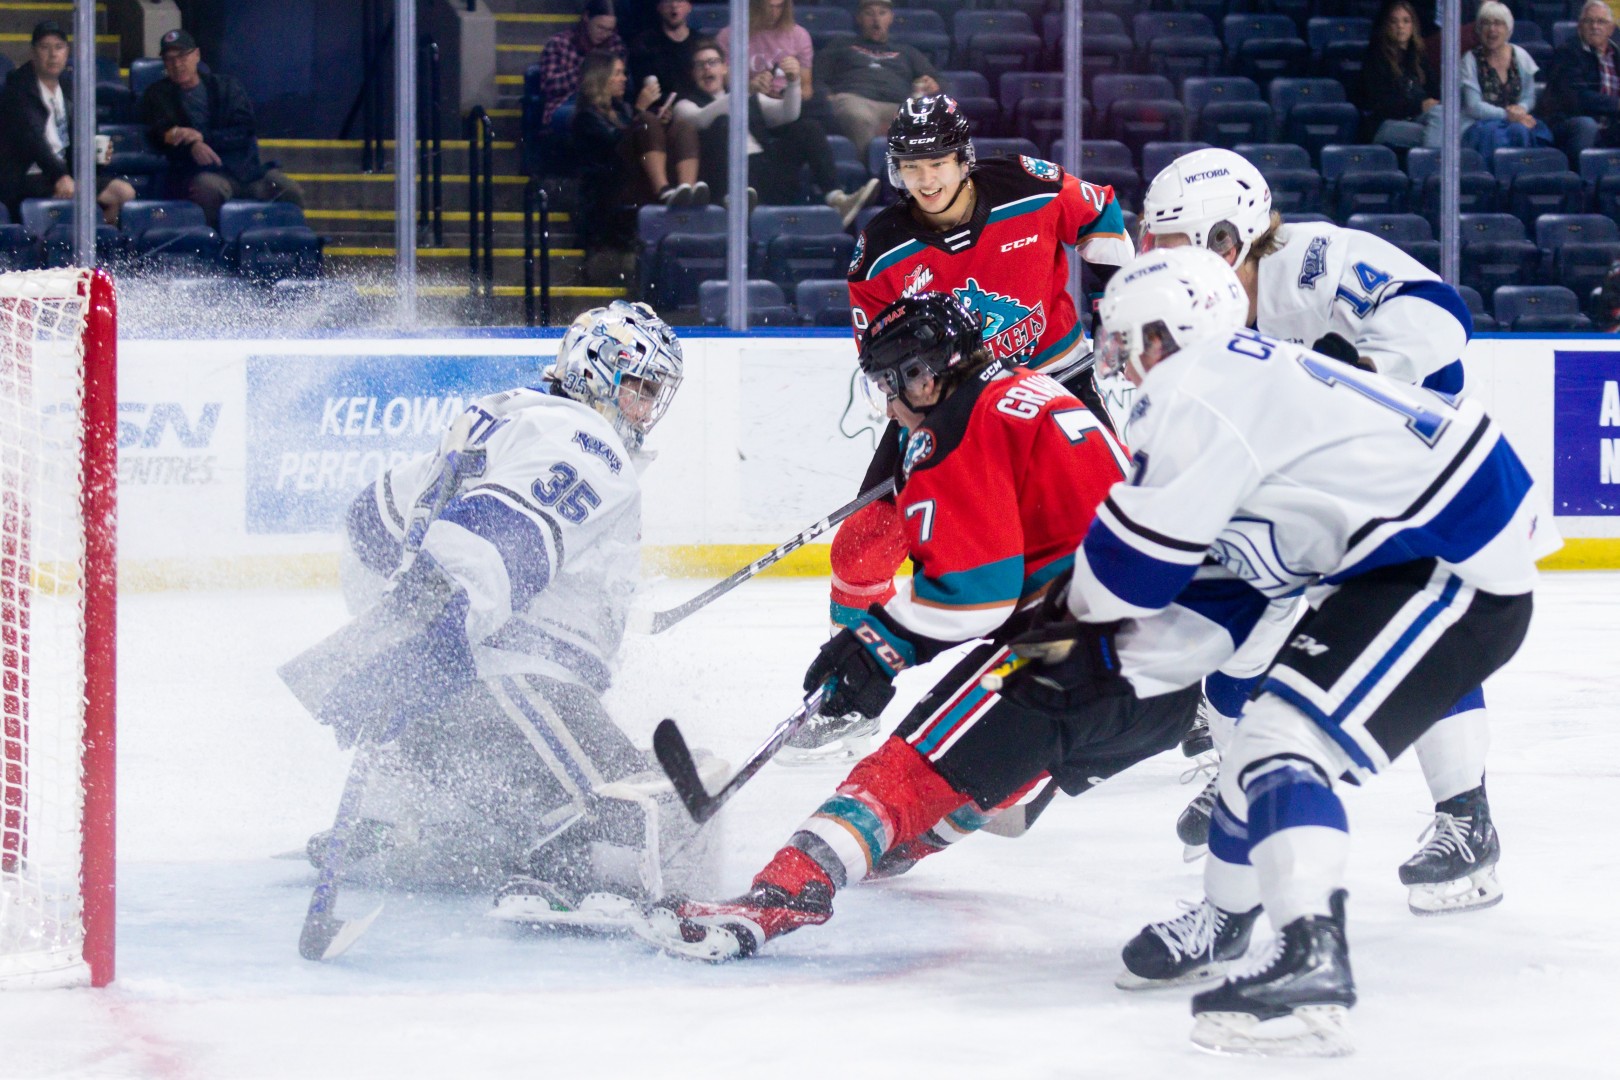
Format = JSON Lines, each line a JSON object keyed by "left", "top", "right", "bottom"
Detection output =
{"left": 1311, "top": 332, "right": 1375, "bottom": 373}
{"left": 802, "top": 610, "right": 917, "bottom": 720}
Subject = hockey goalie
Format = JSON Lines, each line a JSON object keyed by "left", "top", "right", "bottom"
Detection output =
{"left": 279, "top": 301, "right": 724, "bottom": 931}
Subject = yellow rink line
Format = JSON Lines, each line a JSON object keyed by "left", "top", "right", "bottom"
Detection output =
{"left": 1538, "top": 539, "right": 1620, "bottom": 570}
{"left": 0, "top": 31, "right": 117, "bottom": 42}
{"left": 113, "top": 543, "right": 1620, "bottom": 593}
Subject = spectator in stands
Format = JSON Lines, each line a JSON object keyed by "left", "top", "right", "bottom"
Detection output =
{"left": 630, "top": 0, "right": 702, "bottom": 102}
{"left": 1542, "top": 0, "right": 1620, "bottom": 156}
{"left": 1443, "top": 2, "right": 1551, "bottom": 152}
{"left": 675, "top": 38, "right": 877, "bottom": 223}
{"left": 0, "top": 20, "right": 135, "bottom": 225}
{"left": 1357, "top": 0, "right": 1441, "bottom": 148}
{"left": 717, "top": 0, "right": 816, "bottom": 104}
{"left": 1590, "top": 259, "right": 1620, "bottom": 332}
{"left": 538, "top": 0, "right": 627, "bottom": 127}
{"left": 818, "top": 0, "right": 940, "bottom": 152}
{"left": 138, "top": 28, "right": 303, "bottom": 228}
{"left": 572, "top": 50, "right": 708, "bottom": 276}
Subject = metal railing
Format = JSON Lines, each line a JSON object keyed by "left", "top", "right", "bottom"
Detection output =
{"left": 465, "top": 106, "right": 496, "bottom": 303}
{"left": 354, "top": 0, "right": 389, "bottom": 171}
{"left": 417, "top": 36, "right": 443, "bottom": 247}
{"left": 524, "top": 177, "right": 552, "bottom": 327}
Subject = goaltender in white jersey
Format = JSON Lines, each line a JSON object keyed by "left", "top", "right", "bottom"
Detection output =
{"left": 1137, "top": 147, "right": 1527, "bottom": 913}
{"left": 281, "top": 301, "right": 723, "bottom": 931}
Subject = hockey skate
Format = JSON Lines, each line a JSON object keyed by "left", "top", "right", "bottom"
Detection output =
{"left": 1398, "top": 785, "right": 1502, "bottom": 916}
{"left": 633, "top": 881, "right": 834, "bottom": 962}
{"left": 305, "top": 817, "right": 400, "bottom": 871}
{"left": 1181, "top": 697, "right": 1216, "bottom": 757}
{"left": 489, "top": 876, "right": 642, "bottom": 933}
{"left": 1176, "top": 758, "right": 1218, "bottom": 861}
{"left": 776, "top": 709, "right": 880, "bottom": 767}
{"left": 1190, "top": 889, "right": 1356, "bottom": 1058}
{"left": 1116, "top": 897, "right": 1261, "bottom": 990}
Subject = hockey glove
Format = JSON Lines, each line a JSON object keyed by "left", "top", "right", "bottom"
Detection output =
{"left": 997, "top": 619, "right": 1127, "bottom": 708}
{"left": 802, "top": 611, "right": 917, "bottom": 720}
{"left": 1311, "top": 332, "right": 1376, "bottom": 373}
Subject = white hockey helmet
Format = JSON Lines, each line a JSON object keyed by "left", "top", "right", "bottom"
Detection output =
{"left": 548, "top": 300, "right": 684, "bottom": 450}
{"left": 1097, "top": 247, "right": 1249, "bottom": 383}
{"left": 1140, "top": 148, "right": 1273, "bottom": 266}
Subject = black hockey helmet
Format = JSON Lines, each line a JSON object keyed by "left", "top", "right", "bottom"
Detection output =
{"left": 859, "top": 292, "right": 983, "bottom": 411}
{"left": 886, "top": 94, "right": 975, "bottom": 188}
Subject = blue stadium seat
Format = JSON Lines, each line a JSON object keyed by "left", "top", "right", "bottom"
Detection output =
{"left": 1233, "top": 38, "right": 1313, "bottom": 89}
{"left": 1535, "top": 213, "right": 1620, "bottom": 260}
{"left": 689, "top": 4, "right": 728, "bottom": 34}
{"left": 1141, "top": 141, "right": 1212, "bottom": 184}
{"left": 1077, "top": 140, "right": 1134, "bottom": 171}
{"left": 217, "top": 200, "right": 322, "bottom": 280}
{"left": 1076, "top": 33, "right": 1135, "bottom": 87}
{"left": 23, "top": 199, "right": 123, "bottom": 268}
{"left": 952, "top": 9, "right": 1033, "bottom": 41}
{"left": 96, "top": 82, "right": 135, "bottom": 124}
{"left": 1306, "top": 16, "right": 1372, "bottom": 54}
{"left": 1557, "top": 243, "right": 1619, "bottom": 304}
{"left": 1070, "top": 12, "right": 1127, "bottom": 40}
{"left": 1491, "top": 146, "right": 1570, "bottom": 183}
{"left": 652, "top": 233, "right": 727, "bottom": 311}
{"left": 795, "top": 5, "right": 853, "bottom": 46}
{"left": 1235, "top": 142, "right": 1313, "bottom": 172}
{"left": 1282, "top": 211, "right": 1334, "bottom": 224}
{"left": 1553, "top": 20, "right": 1580, "bottom": 48}
{"left": 1223, "top": 13, "right": 1302, "bottom": 51}
{"left": 1319, "top": 143, "right": 1399, "bottom": 183}
{"left": 129, "top": 57, "right": 166, "bottom": 98}
{"left": 962, "top": 33, "right": 1044, "bottom": 94}
{"left": 0, "top": 203, "right": 31, "bottom": 272}
{"left": 1268, "top": 78, "right": 1346, "bottom": 123}
{"left": 1011, "top": 98, "right": 1071, "bottom": 157}
{"left": 1196, "top": 100, "right": 1275, "bottom": 147}
{"left": 890, "top": 29, "right": 951, "bottom": 68}
{"left": 973, "top": 137, "right": 1042, "bottom": 163}
{"left": 1092, "top": 75, "right": 1176, "bottom": 118}
{"left": 1406, "top": 147, "right": 1487, "bottom": 191}
{"left": 1330, "top": 172, "right": 1409, "bottom": 221}
{"left": 1284, "top": 104, "right": 1361, "bottom": 166}
{"left": 1057, "top": 140, "right": 1140, "bottom": 209}
{"left": 796, "top": 279, "right": 853, "bottom": 327}
{"left": 1134, "top": 12, "right": 1218, "bottom": 46}
{"left": 749, "top": 205, "right": 844, "bottom": 254}
{"left": 1107, "top": 100, "right": 1188, "bottom": 168}
{"left": 891, "top": 8, "right": 948, "bottom": 37}
{"left": 1000, "top": 73, "right": 1066, "bottom": 114}
{"left": 1578, "top": 147, "right": 1620, "bottom": 199}
{"left": 1263, "top": 169, "right": 1325, "bottom": 214}
{"left": 1346, "top": 212, "right": 1439, "bottom": 271}
{"left": 750, "top": 206, "right": 854, "bottom": 290}
{"left": 1461, "top": 214, "right": 1542, "bottom": 299}
{"left": 1183, "top": 76, "right": 1262, "bottom": 122}
{"left": 1458, "top": 284, "right": 1495, "bottom": 331}
{"left": 1264, "top": 0, "right": 1315, "bottom": 35}
{"left": 951, "top": 95, "right": 1003, "bottom": 138}
{"left": 1321, "top": 39, "right": 1367, "bottom": 89}
{"left": 0, "top": 55, "right": 13, "bottom": 81}
{"left": 1494, "top": 147, "right": 1586, "bottom": 226}
{"left": 120, "top": 200, "right": 223, "bottom": 273}
{"left": 699, "top": 280, "right": 796, "bottom": 326}
{"left": 1418, "top": 171, "right": 1500, "bottom": 216}
{"left": 1493, "top": 285, "right": 1583, "bottom": 330}
{"left": 1146, "top": 35, "right": 1226, "bottom": 88}
{"left": 938, "top": 70, "right": 991, "bottom": 98}
{"left": 1512, "top": 19, "right": 1546, "bottom": 43}
{"left": 637, "top": 205, "right": 725, "bottom": 297}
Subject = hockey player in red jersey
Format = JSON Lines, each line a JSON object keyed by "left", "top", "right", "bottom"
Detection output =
{"left": 637, "top": 294, "right": 1201, "bottom": 961}
{"left": 786, "top": 93, "right": 1135, "bottom": 762}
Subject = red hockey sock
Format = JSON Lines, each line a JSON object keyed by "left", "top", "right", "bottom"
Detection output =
{"left": 838, "top": 736, "right": 970, "bottom": 853}
{"left": 754, "top": 845, "right": 835, "bottom": 896}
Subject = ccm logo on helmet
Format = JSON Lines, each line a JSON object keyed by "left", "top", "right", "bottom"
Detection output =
{"left": 1000, "top": 235, "right": 1038, "bottom": 253}
{"left": 1184, "top": 168, "right": 1231, "bottom": 183}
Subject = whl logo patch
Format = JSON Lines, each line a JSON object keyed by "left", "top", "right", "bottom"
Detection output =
{"left": 952, "top": 277, "right": 1046, "bottom": 359}
{"left": 902, "top": 263, "right": 934, "bottom": 297}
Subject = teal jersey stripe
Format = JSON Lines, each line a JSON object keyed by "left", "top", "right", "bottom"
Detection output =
{"left": 913, "top": 554, "right": 1024, "bottom": 609}
{"left": 915, "top": 684, "right": 992, "bottom": 755}
{"left": 816, "top": 794, "right": 889, "bottom": 865}
{"left": 1076, "top": 197, "right": 1127, "bottom": 242}
{"left": 866, "top": 238, "right": 926, "bottom": 280}
{"left": 1030, "top": 321, "right": 1082, "bottom": 367}
{"left": 985, "top": 191, "right": 1058, "bottom": 225}
{"left": 1023, "top": 553, "right": 1076, "bottom": 597}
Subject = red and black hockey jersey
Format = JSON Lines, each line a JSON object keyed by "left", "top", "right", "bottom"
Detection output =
{"left": 847, "top": 156, "right": 1134, "bottom": 380}
{"left": 884, "top": 362, "right": 1132, "bottom": 647}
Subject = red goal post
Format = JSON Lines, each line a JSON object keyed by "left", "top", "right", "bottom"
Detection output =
{"left": 0, "top": 268, "right": 116, "bottom": 988}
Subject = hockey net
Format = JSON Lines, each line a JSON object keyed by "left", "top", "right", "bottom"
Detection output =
{"left": 0, "top": 269, "right": 116, "bottom": 989}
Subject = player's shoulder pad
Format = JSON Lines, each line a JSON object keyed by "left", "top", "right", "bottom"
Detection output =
{"left": 849, "top": 203, "right": 918, "bottom": 282}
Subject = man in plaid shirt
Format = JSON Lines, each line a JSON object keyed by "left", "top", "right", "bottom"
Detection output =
{"left": 1545, "top": 0, "right": 1620, "bottom": 154}
{"left": 538, "top": 0, "right": 628, "bottom": 126}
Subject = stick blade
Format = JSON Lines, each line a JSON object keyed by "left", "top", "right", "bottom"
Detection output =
{"left": 653, "top": 718, "right": 716, "bottom": 823}
{"left": 300, "top": 902, "right": 386, "bottom": 961}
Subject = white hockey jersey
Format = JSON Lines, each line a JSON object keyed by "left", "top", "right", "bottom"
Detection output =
{"left": 1069, "top": 328, "right": 1541, "bottom": 647}
{"left": 345, "top": 388, "right": 642, "bottom": 692}
{"left": 1255, "top": 222, "right": 1471, "bottom": 392}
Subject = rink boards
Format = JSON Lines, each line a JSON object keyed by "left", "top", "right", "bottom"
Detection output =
{"left": 114, "top": 331, "right": 1620, "bottom": 588}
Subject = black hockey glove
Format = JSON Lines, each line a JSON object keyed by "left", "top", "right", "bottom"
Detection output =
{"left": 990, "top": 570, "right": 1127, "bottom": 706}
{"left": 1311, "top": 332, "right": 1376, "bottom": 372}
{"left": 803, "top": 612, "right": 917, "bottom": 719}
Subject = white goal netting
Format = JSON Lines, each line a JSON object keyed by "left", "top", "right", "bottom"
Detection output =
{"left": 0, "top": 269, "right": 110, "bottom": 989}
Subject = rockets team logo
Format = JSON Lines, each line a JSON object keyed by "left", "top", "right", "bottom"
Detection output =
{"left": 952, "top": 277, "right": 1047, "bottom": 360}
{"left": 848, "top": 233, "right": 866, "bottom": 277}
{"left": 902, "top": 429, "right": 935, "bottom": 478}
{"left": 1020, "top": 156, "right": 1061, "bottom": 182}
{"left": 902, "top": 263, "right": 934, "bottom": 297}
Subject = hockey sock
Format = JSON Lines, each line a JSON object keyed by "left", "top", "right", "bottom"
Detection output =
{"left": 1413, "top": 686, "right": 1490, "bottom": 805}
{"left": 1203, "top": 671, "right": 1261, "bottom": 723}
{"left": 786, "top": 736, "right": 967, "bottom": 889}
{"left": 829, "top": 500, "right": 908, "bottom": 620}
{"left": 754, "top": 845, "right": 837, "bottom": 897}
{"left": 1203, "top": 793, "right": 1263, "bottom": 915}
{"left": 1244, "top": 759, "right": 1350, "bottom": 929}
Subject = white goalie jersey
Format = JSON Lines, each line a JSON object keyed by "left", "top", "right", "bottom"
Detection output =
{"left": 1255, "top": 221, "right": 1471, "bottom": 391}
{"left": 345, "top": 388, "right": 642, "bottom": 692}
{"left": 1070, "top": 329, "right": 1542, "bottom": 649}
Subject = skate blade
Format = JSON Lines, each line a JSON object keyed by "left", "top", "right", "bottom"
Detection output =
{"left": 1181, "top": 842, "right": 1208, "bottom": 863}
{"left": 775, "top": 737, "right": 875, "bottom": 768}
{"left": 1406, "top": 865, "right": 1503, "bottom": 917}
{"left": 490, "top": 891, "right": 641, "bottom": 933}
{"left": 1191, "top": 1005, "right": 1354, "bottom": 1057}
{"left": 629, "top": 907, "right": 749, "bottom": 962}
{"left": 1115, "top": 962, "right": 1226, "bottom": 991}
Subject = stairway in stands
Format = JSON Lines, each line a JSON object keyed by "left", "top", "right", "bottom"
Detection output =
{"left": 257, "top": 0, "right": 625, "bottom": 327}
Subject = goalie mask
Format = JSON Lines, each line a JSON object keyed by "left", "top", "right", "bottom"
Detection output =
{"left": 1097, "top": 247, "right": 1249, "bottom": 384}
{"left": 858, "top": 292, "right": 983, "bottom": 414}
{"left": 549, "top": 300, "right": 684, "bottom": 450}
{"left": 1140, "top": 148, "right": 1273, "bottom": 266}
{"left": 886, "top": 94, "right": 976, "bottom": 191}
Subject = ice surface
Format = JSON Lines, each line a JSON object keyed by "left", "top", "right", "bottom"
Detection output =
{"left": 1, "top": 574, "right": 1617, "bottom": 1078}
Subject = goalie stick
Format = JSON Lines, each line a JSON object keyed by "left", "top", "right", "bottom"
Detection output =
{"left": 297, "top": 431, "right": 494, "bottom": 962}
{"left": 655, "top": 686, "right": 828, "bottom": 824}
{"left": 630, "top": 479, "right": 896, "bottom": 635}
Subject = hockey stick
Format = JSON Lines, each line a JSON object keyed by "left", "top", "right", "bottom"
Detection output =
{"left": 654, "top": 686, "right": 827, "bottom": 824}
{"left": 630, "top": 479, "right": 896, "bottom": 635}
{"left": 297, "top": 443, "right": 488, "bottom": 962}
